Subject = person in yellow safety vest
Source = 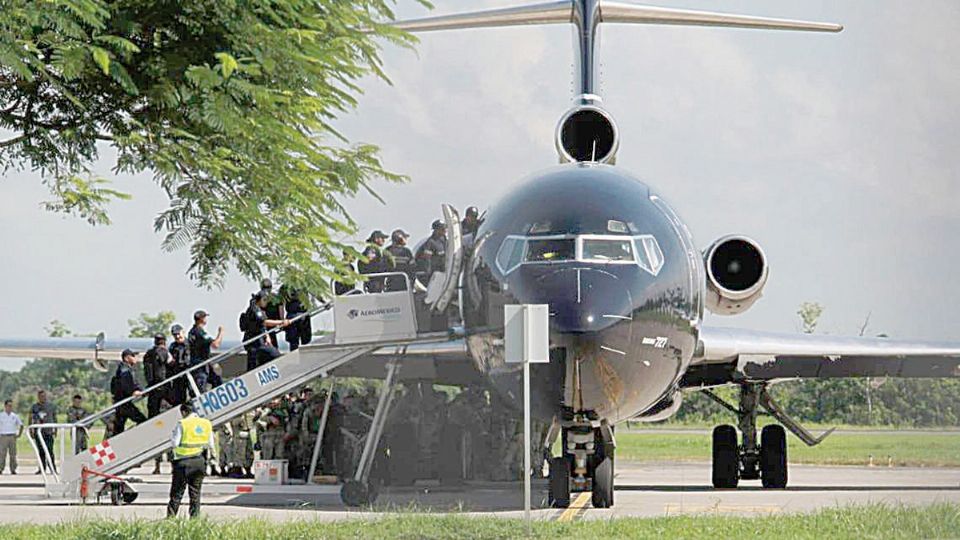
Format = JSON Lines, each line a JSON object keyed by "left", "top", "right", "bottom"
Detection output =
{"left": 166, "top": 401, "right": 215, "bottom": 518}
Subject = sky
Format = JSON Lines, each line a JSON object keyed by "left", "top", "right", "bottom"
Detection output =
{"left": 1, "top": 0, "right": 959, "bottom": 370}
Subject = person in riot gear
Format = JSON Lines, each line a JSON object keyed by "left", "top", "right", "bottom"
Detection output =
{"left": 385, "top": 229, "right": 415, "bottom": 292}
{"left": 111, "top": 350, "right": 146, "bottom": 435}
{"left": 415, "top": 220, "right": 447, "bottom": 283}
{"left": 168, "top": 324, "right": 190, "bottom": 403}
{"left": 333, "top": 250, "right": 358, "bottom": 296}
{"left": 281, "top": 285, "right": 312, "bottom": 352}
{"left": 358, "top": 230, "right": 392, "bottom": 293}
{"left": 241, "top": 291, "right": 289, "bottom": 371}
{"left": 188, "top": 310, "right": 224, "bottom": 392}
{"left": 461, "top": 206, "right": 481, "bottom": 237}
{"left": 260, "top": 279, "right": 285, "bottom": 348}
{"left": 143, "top": 333, "right": 170, "bottom": 418}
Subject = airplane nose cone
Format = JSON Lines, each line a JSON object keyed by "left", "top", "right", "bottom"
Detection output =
{"left": 521, "top": 268, "right": 633, "bottom": 333}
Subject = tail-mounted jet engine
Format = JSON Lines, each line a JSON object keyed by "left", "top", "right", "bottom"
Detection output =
{"left": 704, "top": 235, "right": 769, "bottom": 315}
{"left": 555, "top": 105, "right": 619, "bottom": 164}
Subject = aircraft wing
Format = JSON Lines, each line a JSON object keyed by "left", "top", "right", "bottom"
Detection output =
{"left": 0, "top": 336, "right": 153, "bottom": 362}
{"left": 682, "top": 326, "right": 960, "bottom": 388}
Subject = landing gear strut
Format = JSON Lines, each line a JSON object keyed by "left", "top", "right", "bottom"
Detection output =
{"left": 548, "top": 412, "right": 615, "bottom": 508}
{"left": 705, "top": 383, "right": 834, "bottom": 490}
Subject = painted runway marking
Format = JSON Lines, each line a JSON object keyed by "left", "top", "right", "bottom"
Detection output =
{"left": 556, "top": 492, "right": 591, "bottom": 522}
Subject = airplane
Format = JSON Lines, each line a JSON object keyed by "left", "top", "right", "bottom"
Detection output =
{"left": 2, "top": 0, "right": 959, "bottom": 510}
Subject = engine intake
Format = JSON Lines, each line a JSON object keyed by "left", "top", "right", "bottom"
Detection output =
{"left": 704, "top": 235, "right": 768, "bottom": 316}
{"left": 555, "top": 106, "right": 619, "bottom": 164}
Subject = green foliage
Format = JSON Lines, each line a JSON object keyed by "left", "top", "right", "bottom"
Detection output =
{"left": 127, "top": 310, "right": 176, "bottom": 338}
{"left": 0, "top": 504, "right": 957, "bottom": 539}
{"left": 797, "top": 301, "right": 824, "bottom": 334}
{"left": 0, "top": 0, "right": 429, "bottom": 295}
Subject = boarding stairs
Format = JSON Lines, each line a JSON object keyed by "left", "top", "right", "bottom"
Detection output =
{"left": 27, "top": 275, "right": 454, "bottom": 502}
{"left": 28, "top": 204, "right": 467, "bottom": 504}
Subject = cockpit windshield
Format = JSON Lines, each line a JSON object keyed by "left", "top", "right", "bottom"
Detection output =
{"left": 496, "top": 234, "right": 665, "bottom": 276}
{"left": 525, "top": 238, "right": 576, "bottom": 262}
{"left": 581, "top": 238, "right": 634, "bottom": 262}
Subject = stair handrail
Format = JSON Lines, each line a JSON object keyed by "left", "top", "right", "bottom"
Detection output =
{"left": 72, "top": 302, "right": 333, "bottom": 430}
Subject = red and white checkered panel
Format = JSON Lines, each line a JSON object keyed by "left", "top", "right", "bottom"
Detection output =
{"left": 88, "top": 440, "right": 117, "bottom": 467}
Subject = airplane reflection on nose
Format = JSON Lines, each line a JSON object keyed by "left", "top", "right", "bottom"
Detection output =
{"left": 523, "top": 267, "right": 633, "bottom": 333}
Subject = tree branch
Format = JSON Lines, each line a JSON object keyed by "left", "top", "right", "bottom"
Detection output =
{"left": 0, "top": 134, "right": 28, "bottom": 148}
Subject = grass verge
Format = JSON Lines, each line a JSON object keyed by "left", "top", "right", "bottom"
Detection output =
{"left": 0, "top": 503, "right": 957, "bottom": 539}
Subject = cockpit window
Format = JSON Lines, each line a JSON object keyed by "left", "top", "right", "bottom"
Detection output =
{"left": 495, "top": 234, "right": 665, "bottom": 276}
{"left": 634, "top": 235, "right": 665, "bottom": 276}
{"left": 495, "top": 236, "right": 526, "bottom": 275}
{"left": 581, "top": 238, "right": 634, "bottom": 262}
{"left": 525, "top": 238, "right": 576, "bottom": 262}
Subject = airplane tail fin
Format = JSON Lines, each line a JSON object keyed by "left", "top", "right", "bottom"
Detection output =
{"left": 391, "top": 1, "right": 842, "bottom": 164}
{"left": 392, "top": 1, "right": 841, "bottom": 97}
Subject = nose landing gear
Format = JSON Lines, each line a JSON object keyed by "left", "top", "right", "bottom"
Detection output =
{"left": 548, "top": 412, "right": 615, "bottom": 508}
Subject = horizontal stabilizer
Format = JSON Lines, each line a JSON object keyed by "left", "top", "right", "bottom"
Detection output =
{"left": 392, "top": 1, "right": 842, "bottom": 34}
{"left": 392, "top": 1, "right": 573, "bottom": 32}
{"left": 600, "top": 2, "right": 842, "bottom": 32}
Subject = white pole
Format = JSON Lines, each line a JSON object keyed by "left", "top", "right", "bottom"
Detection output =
{"left": 523, "top": 356, "right": 531, "bottom": 528}
{"left": 523, "top": 305, "right": 532, "bottom": 530}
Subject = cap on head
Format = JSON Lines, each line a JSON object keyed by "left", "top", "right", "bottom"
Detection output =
{"left": 260, "top": 278, "right": 273, "bottom": 290}
{"left": 180, "top": 401, "right": 195, "bottom": 415}
{"left": 193, "top": 309, "right": 208, "bottom": 321}
{"left": 153, "top": 333, "right": 166, "bottom": 345}
{"left": 431, "top": 219, "right": 446, "bottom": 231}
{"left": 466, "top": 206, "right": 479, "bottom": 218}
{"left": 252, "top": 290, "right": 267, "bottom": 302}
{"left": 121, "top": 348, "right": 138, "bottom": 360}
{"left": 391, "top": 229, "right": 409, "bottom": 243}
{"left": 367, "top": 230, "right": 388, "bottom": 242}
{"left": 170, "top": 324, "right": 184, "bottom": 336}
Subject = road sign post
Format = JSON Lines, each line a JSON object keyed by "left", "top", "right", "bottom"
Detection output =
{"left": 504, "top": 304, "right": 549, "bottom": 529}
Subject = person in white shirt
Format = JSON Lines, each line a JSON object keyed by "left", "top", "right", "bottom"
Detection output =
{"left": 0, "top": 400, "right": 24, "bottom": 474}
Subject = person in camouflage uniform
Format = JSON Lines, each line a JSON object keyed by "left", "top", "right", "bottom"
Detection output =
{"left": 254, "top": 398, "right": 287, "bottom": 460}
{"left": 298, "top": 392, "right": 328, "bottom": 479}
{"left": 216, "top": 422, "right": 232, "bottom": 476}
{"left": 285, "top": 389, "right": 312, "bottom": 478}
{"left": 219, "top": 414, "right": 253, "bottom": 478}
{"left": 66, "top": 394, "right": 89, "bottom": 454}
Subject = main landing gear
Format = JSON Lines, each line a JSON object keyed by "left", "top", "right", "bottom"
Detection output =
{"left": 548, "top": 411, "right": 615, "bottom": 509}
{"left": 705, "top": 383, "right": 835, "bottom": 489}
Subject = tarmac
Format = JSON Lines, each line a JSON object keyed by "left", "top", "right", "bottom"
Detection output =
{"left": 0, "top": 461, "right": 956, "bottom": 523}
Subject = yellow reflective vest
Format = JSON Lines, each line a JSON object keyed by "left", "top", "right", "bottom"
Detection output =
{"left": 173, "top": 415, "right": 213, "bottom": 459}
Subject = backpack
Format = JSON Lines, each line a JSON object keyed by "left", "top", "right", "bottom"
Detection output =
{"left": 239, "top": 309, "right": 252, "bottom": 334}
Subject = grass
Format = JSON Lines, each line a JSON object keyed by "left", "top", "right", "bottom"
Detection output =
{"left": 616, "top": 431, "right": 960, "bottom": 467}
{"left": 0, "top": 504, "right": 957, "bottom": 539}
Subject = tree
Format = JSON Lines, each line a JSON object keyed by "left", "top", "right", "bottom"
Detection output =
{"left": 797, "top": 302, "right": 824, "bottom": 334}
{"left": 0, "top": 1, "right": 428, "bottom": 294}
{"left": 127, "top": 311, "right": 176, "bottom": 338}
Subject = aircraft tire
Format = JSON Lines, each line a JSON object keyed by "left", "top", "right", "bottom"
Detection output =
{"left": 591, "top": 455, "right": 614, "bottom": 508}
{"left": 760, "top": 424, "right": 788, "bottom": 489}
{"left": 712, "top": 424, "right": 739, "bottom": 489}
{"left": 548, "top": 456, "right": 571, "bottom": 508}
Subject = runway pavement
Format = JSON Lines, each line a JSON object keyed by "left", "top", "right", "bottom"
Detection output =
{"left": 0, "top": 461, "right": 956, "bottom": 523}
